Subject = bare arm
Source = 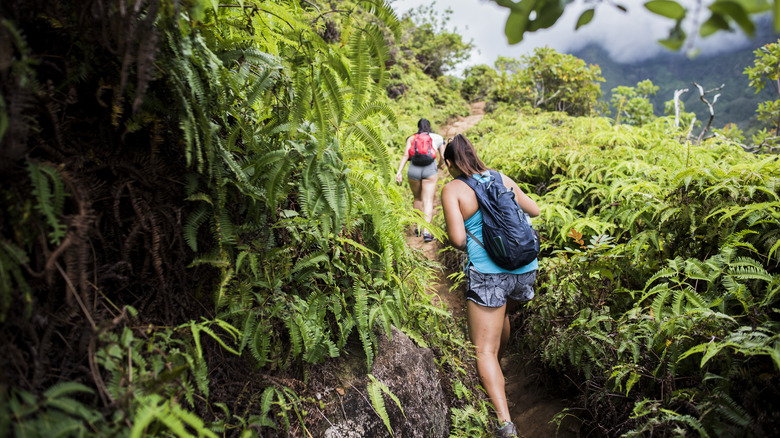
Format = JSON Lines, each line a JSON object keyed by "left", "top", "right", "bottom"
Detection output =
{"left": 441, "top": 182, "right": 467, "bottom": 250}
{"left": 502, "top": 174, "right": 540, "bottom": 217}
{"left": 437, "top": 135, "right": 447, "bottom": 169}
{"left": 396, "top": 137, "right": 412, "bottom": 183}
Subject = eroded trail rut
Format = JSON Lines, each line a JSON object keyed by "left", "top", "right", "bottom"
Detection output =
{"left": 405, "top": 102, "right": 577, "bottom": 437}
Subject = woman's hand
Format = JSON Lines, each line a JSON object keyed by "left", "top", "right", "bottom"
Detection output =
{"left": 395, "top": 172, "right": 403, "bottom": 184}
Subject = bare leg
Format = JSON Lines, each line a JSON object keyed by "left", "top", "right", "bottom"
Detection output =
{"left": 499, "top": 300, "right": 518, "bottom": 359}
{"left": 420, "top": 174, "right": 438, "bottom": 233}
{"left": 467, "top": 300, "right": 512, "bottom": 424}
{"left": 408, "top": 178, "right": 423, "bottom": 214}
{"left": 499, "top": 312, "right": 510, "bottom": 360}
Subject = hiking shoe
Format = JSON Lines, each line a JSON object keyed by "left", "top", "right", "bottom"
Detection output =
{"left": 423, "top": 232, "right": 433, "bottom": 242}
{"left": 496, "top": 421, "right": 518, "bottom": 438}
{"left": 413, "top": 227, "right": 421, "bottom": 237}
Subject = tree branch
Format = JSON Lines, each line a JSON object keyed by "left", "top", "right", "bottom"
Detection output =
{"left": 693, "top": 81, "right": 725, "bottom": 144}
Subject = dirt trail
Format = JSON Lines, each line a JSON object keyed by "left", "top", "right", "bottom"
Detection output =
{"left": 405, "top": 102, "right": 577, "bottom": 437}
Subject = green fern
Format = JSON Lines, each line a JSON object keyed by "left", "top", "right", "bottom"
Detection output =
{"left": 0, "top": 240, "right": 32, "bottom": 321}
{"left": 130, "top": 394, "right": 218, "bottom": 438}
{"left": 367, "top": 374, "right": 405, "bottom": 436}
{"left": 26, "top": 161, "right": 68, "bottom": 245}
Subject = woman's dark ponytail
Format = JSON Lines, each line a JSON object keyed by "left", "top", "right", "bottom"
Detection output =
{"left": 444, "top": 134, "right": 488, "bottom": 176}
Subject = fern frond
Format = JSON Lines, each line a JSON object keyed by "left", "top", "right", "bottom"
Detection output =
{"left": 347, "top": 30, "right": 371, "bottom": 110}
{"left": 265, "top": 155, "right": 296, "bottom": 207}
{"left": 184, "top": 204, "right": 210, "bottom": 252}
{"left": 320, "top": 64, "right": 345, "bottom": 125}
{"left": 0, "top": 240, "right": 32, "bottom": 321}
{"left": 358, "top": 24, "right": 390, "bottom": 88}
{"left": 342, "top": 121, "right": 393, "bottom": 176}
{"left": 291, "top": 69, "right": 311, "bottom": 128}
{"left": 359, "top": 1, "right": 400, "bottom": 37}
{"left": 27, "top": 161, "right": 68, "bottom": 245}
{"left": 310, "top": 79, "right": 332, "bottom": 150}
{"left": 367, "top": 373, "right": 404, "bottom": 436}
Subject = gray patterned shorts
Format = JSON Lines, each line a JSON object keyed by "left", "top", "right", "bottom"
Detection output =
{"left": 407, "top": 161, "right": 438, "bottom": 180}
{"left": 465, "top": 266, "right": 536, "bottom": 308}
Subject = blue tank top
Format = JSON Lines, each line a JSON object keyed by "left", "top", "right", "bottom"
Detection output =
{"left": 463, "top": 172, "right": 538, "bottom": 274}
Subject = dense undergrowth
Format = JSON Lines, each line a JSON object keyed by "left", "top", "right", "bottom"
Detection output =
{"left": 2, "top": 0, "right": 780, "bottom": 436}
{"left": 0, "top": 0, "right": 487, "bottom": 436}
{"left": 468, "top": 105, "right": 780, "bottom": 436}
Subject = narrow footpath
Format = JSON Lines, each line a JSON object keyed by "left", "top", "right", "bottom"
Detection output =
{"left": 405, "top": 102, "right": 577, "bottom": 437}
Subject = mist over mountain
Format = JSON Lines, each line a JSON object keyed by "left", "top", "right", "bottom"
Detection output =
{"left": 569, "top": 17, "right": 778, "bottom": 135}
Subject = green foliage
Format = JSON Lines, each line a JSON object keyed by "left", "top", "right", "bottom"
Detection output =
{"left": 397, "top": 4, "right": 474, "bottom": 78}
{"left": 0, "top": 239, "right": 32, "bottom": 322}
{"left": 611, "top": 79, "right": 659, "bottom": 126}
{"left": 461, "top": 64, "right": 498, "bottom": 102}
{"left": 448, "top": 404, "right": 494, "bottom": 437}
{"left": 130, "top": 394, "right": 219, "bottom": 438}
{"left": 1, "top": 383, "right": 105, "bottom": 437}
{"left": 745, "top": 39, "right": 780, "bottom": 144}
{"left": 487, "top": 48, "right": 604, "bottom": 116}
{"left": 474, "top": 104, "right": 780, "bottom": 436}
{"left": 1, "top": 0, "right": 485, "bottom": 435}
{"left": 387, "top": 67, "right": 469, "bottom": 140}
{"left": 26, "top": 161, "right": 68, "bottom": 245}
{"left": 0, "top": 315, "right": 243, "bottom": 437}
{"left": 493, "top": 0, "right": 777, "bottom": 51}
{"left": 494, "top": 0, "right": 565, "bottom": 44}
{"left": 367, "top": 374, "right": 404, "bottom": 436}
{"left": 96, "top": 316, "right": 240, "bottom": 407}
{"left": 625, "top": 398, "right": 708, "bottom": 437}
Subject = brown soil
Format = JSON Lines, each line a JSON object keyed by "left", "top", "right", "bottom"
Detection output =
{"left": 405, "top": 102, "right": 578, "bottom": 437}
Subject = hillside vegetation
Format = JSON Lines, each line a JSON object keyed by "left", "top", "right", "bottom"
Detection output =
{"left": 570, "top": 17, "right": 778, "bottom": 137}
{"left": 1, "top": 0, "right": 779, "bottom": 437}
{"left": 471, "top": 105, "right": 780, "bottom": 436}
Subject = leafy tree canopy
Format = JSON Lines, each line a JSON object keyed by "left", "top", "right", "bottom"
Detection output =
{"left": 611, "top": 79, "right": 660, "bottom": 126}
{"left": 397, "top": 3, "right": 474, "bottom": 78}
{"left": 461, "top": 64, "right": 498, "bottom": 102}
{"left": 492, "top": 0, "right": 780, "bottom": 54}
{"left": 484, "top": 47, "right": 604, "bottom": 116}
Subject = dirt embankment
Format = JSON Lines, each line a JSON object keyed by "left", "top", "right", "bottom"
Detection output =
{"left": 403, "top": 102, "right": 578, "bottom": 437}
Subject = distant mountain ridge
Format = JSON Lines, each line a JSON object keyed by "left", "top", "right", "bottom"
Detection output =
{"left": 569, "top": 19, "right": 778, "bottom": 135}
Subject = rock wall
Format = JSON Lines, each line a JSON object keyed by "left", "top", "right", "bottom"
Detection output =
{"left": 321, "top": 326, "right": 449, "bottom": 437}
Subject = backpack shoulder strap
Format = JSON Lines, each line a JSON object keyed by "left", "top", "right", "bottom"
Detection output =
{"left": 454, "top": 175, "right": 487, "bottom": 248}
{"left": 487, "top": 169, "right": 503, "bottom": 187}
{"left": 465, "top": 228, "right": 485, "bottom": 249}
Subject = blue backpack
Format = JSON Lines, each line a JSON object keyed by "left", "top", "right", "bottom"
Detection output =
{"left": 456, "top": 170, "right": 539, "bottom": 270}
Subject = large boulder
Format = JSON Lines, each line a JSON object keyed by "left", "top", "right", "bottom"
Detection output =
{"left": 319, "top": 326, "right": 449, "bottom": 437}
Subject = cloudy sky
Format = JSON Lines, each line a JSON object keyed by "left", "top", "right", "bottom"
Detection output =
{"left": 390, "top": 0, "right": 757, "bottom": 75}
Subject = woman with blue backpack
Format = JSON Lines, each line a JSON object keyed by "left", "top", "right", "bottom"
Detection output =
{"left": 395, "top": 118, "right": 444, "bottom": 242}
{"left": 440, "top": 134, "right": 540, "bottom": 438}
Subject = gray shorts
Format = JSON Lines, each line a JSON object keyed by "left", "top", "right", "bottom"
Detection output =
{"left": 407, "top": 161, "right": 438, "bottom": 181}
{"left": 465, "top": 266, "right": 536, "bottom": 307}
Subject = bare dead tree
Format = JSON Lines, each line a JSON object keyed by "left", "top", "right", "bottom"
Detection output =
{"left": 673, "top": 88, "right": 688, "bottom": 129}
{"left": 693, "top": 81, "right": 725, "bottom": 144}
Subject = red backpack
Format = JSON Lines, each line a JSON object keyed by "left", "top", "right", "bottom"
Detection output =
{"left": 409, "top": 133, "right": 435, "bottom": 165}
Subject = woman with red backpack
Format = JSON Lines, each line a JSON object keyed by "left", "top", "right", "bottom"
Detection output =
{"left": 395, "top": 118, "right": 444, "bottom": 242}
{"left": 440, "top": 134, "right": 540, "bottom": 438}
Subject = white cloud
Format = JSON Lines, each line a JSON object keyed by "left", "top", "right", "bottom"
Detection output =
{"left": 391, "top": 0, "right": 757, "bottom": 74}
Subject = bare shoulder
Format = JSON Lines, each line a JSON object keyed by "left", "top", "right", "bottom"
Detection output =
{"left": 441, "top": 178, "right": 468, "bottom": 198}
{"left": 443, "top": 177, "right": 468, "bottom": 190}
{"left": 499, "top": 172, "right": 516, "bottom": 186}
